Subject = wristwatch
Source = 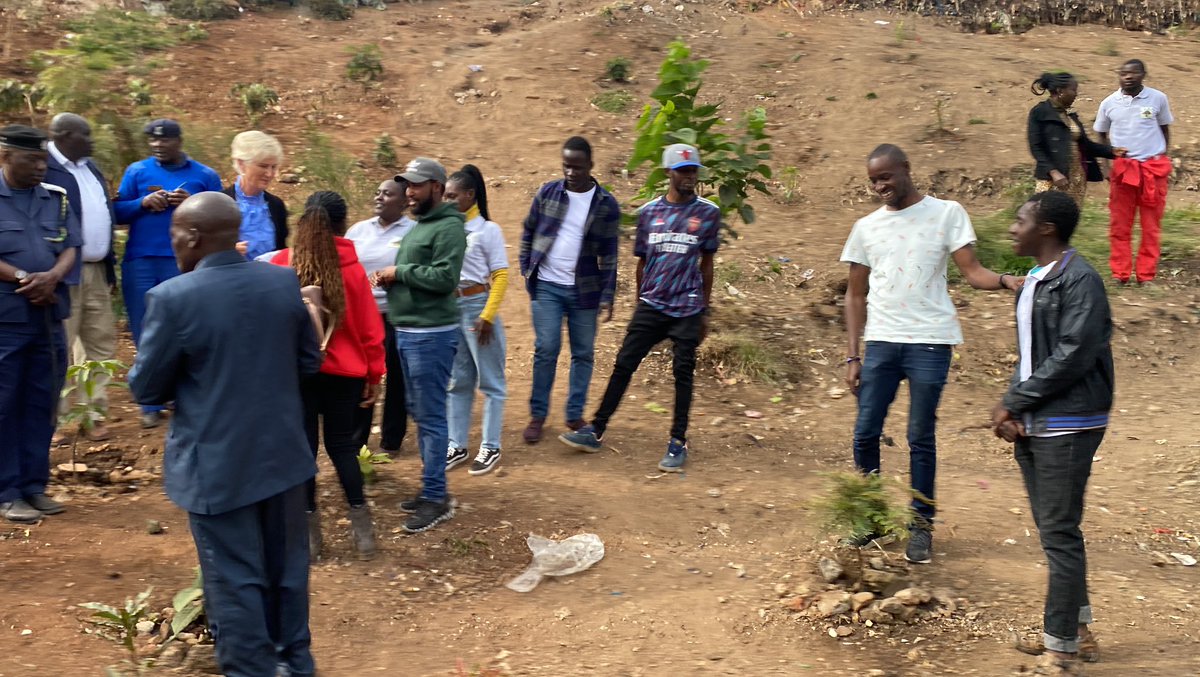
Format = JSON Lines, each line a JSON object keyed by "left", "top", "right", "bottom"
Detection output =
{"left": 13, "top": 269, "right": 28, "bottom": 283}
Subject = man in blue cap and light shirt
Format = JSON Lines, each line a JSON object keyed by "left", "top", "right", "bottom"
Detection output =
{"left": 0, "top": 124, "right": 82, "bottom": 523}
{"left": 560, "top": 143, "right": 721, "bottom": 472}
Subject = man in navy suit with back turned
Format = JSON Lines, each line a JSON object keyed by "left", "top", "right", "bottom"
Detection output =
{"left": 129, "top": 191, "right": 321, "bottom": 677}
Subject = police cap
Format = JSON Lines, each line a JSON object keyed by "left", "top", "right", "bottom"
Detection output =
{"left": 0, "top": 125, "right": 48, "bottom": 151}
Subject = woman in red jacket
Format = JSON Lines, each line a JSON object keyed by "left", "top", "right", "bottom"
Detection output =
{"left": 272, "top": 191, "right": 385, "bottom": 561}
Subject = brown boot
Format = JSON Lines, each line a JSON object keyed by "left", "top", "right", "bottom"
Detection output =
{"left": 1032, "top": 653, "right": 1085, "bottom": 675}
{"left": 523, "top": 417, "right": 545, "bottom": 444}
{"left": 348, "top": 504, "right": 376, "bottom": 559}
{"left": 85, "top": 422, "right": 112, "bottom": 442}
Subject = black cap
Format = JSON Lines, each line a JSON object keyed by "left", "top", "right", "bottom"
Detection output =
{"left": 0, "top": 125, "right": 48, "bottom": 151}
{"left": 144, "top": 119, "right": 182, "bottom": 138}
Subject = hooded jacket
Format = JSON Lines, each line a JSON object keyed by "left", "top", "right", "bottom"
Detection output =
{"left": 1002, "top": 250, "right": 1115, "bottom": 434}
{"left": 271, "top": 237, "right": 385, "bottom": 383}
{"left": 386, "top": 201, "right": 466, "bottom": 328}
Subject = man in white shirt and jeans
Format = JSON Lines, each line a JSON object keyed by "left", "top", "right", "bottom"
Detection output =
{"left": 1093, "top": 59, "right": 1174, "bottom": 285}
{"left": 841, "top": 144, "right": 1022, "bottom": 564}
{"left": 45, "top": 113, "right": 116, "bottom": 442}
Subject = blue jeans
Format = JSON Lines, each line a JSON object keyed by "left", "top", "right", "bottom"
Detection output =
{"left": 122, "top": 256, "right": 180, "bottom": 414}
{"left": 529, "top": 281, "right": 598, "bottom": 421}
{"left": 448, "top": 294, "right": 507, "bottom": 450}
{"left": 0, "top": 319, "right": 65, "bottom": 503}
{"left": 852, "top": 341, "right": 952, "bottom": 522}
{"left": 395, "top": 328, "right": 459, "bottom": 501}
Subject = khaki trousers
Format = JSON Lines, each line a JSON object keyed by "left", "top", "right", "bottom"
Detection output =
{"left": 60, "top": 261, "right": 117, "bottom": 416}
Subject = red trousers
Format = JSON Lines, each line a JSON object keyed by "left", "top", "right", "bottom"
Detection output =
{"left": 1108, "top": 157, "right": 1171, "bottom": 283}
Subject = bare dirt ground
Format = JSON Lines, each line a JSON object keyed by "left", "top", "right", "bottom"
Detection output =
{"left": 2, "top": 2, "right": 1200, "bottom": 675}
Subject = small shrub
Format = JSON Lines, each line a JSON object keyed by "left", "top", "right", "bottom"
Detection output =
{"left": 813, "top": 471, "right": 913, "bottom": 545}
{"left": 715, "top": 261, "right": 743, "bottom": 287}
{"left": 357, "top": 446, "right": 392, "bottom": 484}
{"left": 126, "top": 78, "right": 152, "bottom": 106}
{"left": 182, "top": 22, "right": 210, "bottom": 41}
{"left": 308, "top": 0, "right": 353, "bottom": 20}
{"left": 166, "top": 0, "right": 240, "bottom": 20}
{"left": 231, "top": 83, "right": 279, "bottom": 125}
{"left": 346, "top": 44, "right": 384, "bottom": 85}
{"left": 865, "top": 92, "right": 878, "bottom": 100}
{"left": 80, "top": 588, "right": 153, "bottom": 662}
{"left": 968, "top": 118, "right": 987, "bottom": 125}
{"left": 776, "top": 166, "right": 800, "bottom": 205}
{"left": 373, "top": 133, "right": 398, "bottom": 167}
{"left": 591, "top": 90, "right": 632, "bottom": 113}
{"left": 1096, "top": 38, "right": 1119, "bottom": 57}
{"left": 605, "top": 56, "right": 631, "bottom": 82}
{"left": 699, "top": 331, "right": 787, "bottom": 383}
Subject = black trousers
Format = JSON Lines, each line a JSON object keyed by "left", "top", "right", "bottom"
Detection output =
{"left": 357, "top": 313, "right": 407, "bottom": 451}
{"left": 592, "top": 303, "right": 702, "bottom": 442}
{"left": 302, "top": 373, "right": 366, "bottom": 511}
{"left": 188, "top": 483, "right": 313, "bottom": 677}
{"left": 1015, "top": 429, "right": 1104, "bottom": 652}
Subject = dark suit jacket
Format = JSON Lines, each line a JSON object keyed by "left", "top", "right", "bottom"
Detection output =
{"left": 222, "top": 185, "right": 289, "bottom": 251}
{"left": 43, "top": 153, "right": 117, "bottom": 286}
{"left": 1027, "top": 100, "right": 1116, "bottom": 183}
{"left": 128, "top": 250, "right": 321, "bottom": 515}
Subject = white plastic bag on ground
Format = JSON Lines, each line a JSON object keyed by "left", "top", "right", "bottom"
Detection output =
{"left": 506, "top": 533, "right": 605, "bottom": 592}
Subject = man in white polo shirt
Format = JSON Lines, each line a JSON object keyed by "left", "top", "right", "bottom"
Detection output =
{"left": 1094, "top": 59, "right": 1174, "bottom": 285}
{"left": 45, "top": 113, "right": 116, "bottom": 442}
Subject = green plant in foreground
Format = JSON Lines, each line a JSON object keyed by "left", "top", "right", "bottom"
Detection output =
{"left": 627, "top": 40, "right": 772, "bottom": 235}
{"left": 357, "top": 446, "right": 392, "bottom": 484}
{"left": 605, "top": 56, "right": 631, "bottom": 82}
{"left": 591, "top": 90, "right": 632, "bottom": 113}
{"left": 813, "top": 471, "right": 913, "bottom": 545}
{"left": 60, "top": 359, "right": 127, "bottom": 471}
{"left": 80, "top": 588, "right": 153, "bottom": 662}
{"left": 231, "top": 83, "right": 279, "bottom": 125}
{"left": 346, "top": 44, "right": 384, "bottom": 86}
{"left": 171, "top": 567, "right": 206, "bottom": 637}
{"left": 182, "top": 22, "right": 210, "bottom": 42}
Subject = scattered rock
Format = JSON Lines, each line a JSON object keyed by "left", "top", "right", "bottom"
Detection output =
{"left": 278, "top": 173, "right": 301, "bottom": 184}
{"left": 894, "top": 587, "right": 932, "bottom": 606}
{"left": 157, "top": 641, "right": 187, "bottom": 667}
{"left": 707, "top": 488, "right": 722, "bottom": 498}
{"left": 811, "top": 591, "right": 851, "bottom": 618}
{"left": 851, "top": 591, "right": 876, "bottom": 611}
{"left": 859, "top": 602, "right": 894, "bottom": 625}
{"left": 135, "top": 620, "right": 155, "bottom": 635}
{"left": 180, "top": 642, "right": 218, "bottom": 674}
{"left": 877, "top": 596, "right": 907, "bottom": 616}
{"left": 817, "top": 556, "right": 844, "bottom": 583}
{"left": 835, "top": 625, "right": 854, "bottom": 637}
{"left": 868, "top": 556, "right": 886, "bottom": 570}
{"left": 931, "top": 588, "right": 957, "bottom": 611}
{"left": 860, "top": 569, "right": 899, "bottom": 592}
{"left": 146, "top": 520, "right": 164, "bottom": 535}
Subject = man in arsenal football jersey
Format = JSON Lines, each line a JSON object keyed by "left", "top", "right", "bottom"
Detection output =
{"left": 559, "top": 143, "right": 720, "bottom": 472}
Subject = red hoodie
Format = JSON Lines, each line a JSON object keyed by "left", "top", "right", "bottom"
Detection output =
{"left": 271, "top": 237, "right": 386, "bottom": 384}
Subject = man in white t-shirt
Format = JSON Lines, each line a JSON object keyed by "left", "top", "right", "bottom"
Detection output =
{"left": 1093, "top": 59, "right": 1174, "bottom": 285}
{"left": 518, "top": 137, "right": 621, "bottom": 443}
{"left": 841, "top": 144, "right": 1023, "bottom": 564}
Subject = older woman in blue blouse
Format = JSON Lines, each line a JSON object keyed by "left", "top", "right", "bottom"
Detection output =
{"left": 225, "top": 131, "right": 288, "bottom": 259}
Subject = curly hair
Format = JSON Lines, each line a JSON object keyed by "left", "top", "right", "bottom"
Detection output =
{"left": 1027, "top": 190, "right": 1080, "bottom": 243}
{"left": 291, "top": 191, "right": 347, "bottom": 324}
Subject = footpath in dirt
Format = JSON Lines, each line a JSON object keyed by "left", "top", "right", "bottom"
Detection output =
{"left": 2, "top": 1, "right": 1200, "bottom": 675}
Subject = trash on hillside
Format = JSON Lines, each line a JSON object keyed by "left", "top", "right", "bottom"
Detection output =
{"left": 506, "top": 533, "right": 605, "bottom": 592}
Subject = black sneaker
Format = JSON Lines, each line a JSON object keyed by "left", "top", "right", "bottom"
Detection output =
{"left": 446, "top": 446, "right": 469, "bottom": 471}
{"left": 905, "top": 525, "right": 933, "bottom": 564}
{"left": 468, "top": 447, "right": 501, "bottom": 476}
{"left": 401, "top": 494, "right": 458, "bottom": 513}
{"left": 403, "top": 498, "right": 454, "bottom": 533}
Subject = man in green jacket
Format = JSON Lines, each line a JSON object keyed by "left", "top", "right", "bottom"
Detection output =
{"left": 376, "top": 157, "right": 466, "bottom": 533}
